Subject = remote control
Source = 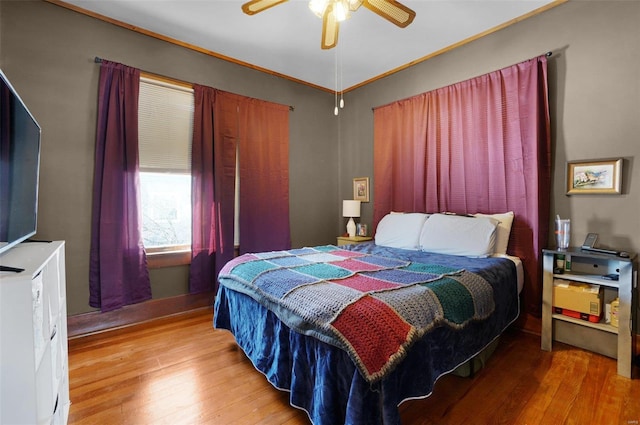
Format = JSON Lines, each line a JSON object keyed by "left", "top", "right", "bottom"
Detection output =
{"left": 581, "top": 247, "right": 630, "bottom": 258}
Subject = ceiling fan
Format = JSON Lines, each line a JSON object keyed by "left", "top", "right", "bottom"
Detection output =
{"left": 241, "top": 0, "right": 416, "bottom": 49}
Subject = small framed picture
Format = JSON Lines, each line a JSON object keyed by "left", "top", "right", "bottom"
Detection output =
{"left": 566, "top": 158, "right": 622, "bottom": 195}
{"left": 353, "top": 177, "right": 369, "bottom": 202}
{"left": 357, "top": 223, "right": 368, "bottom": 237}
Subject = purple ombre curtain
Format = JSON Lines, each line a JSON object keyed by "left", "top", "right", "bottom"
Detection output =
{"left": 189, "top": 86, "right": 236, "bottom": 293}
{"left": 89, "top": 60, "right": 151, "bottom": 312}
{"left": 373, "top": 56, "right": 551, "bottom": 317}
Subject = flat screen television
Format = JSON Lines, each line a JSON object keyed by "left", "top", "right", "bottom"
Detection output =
{"left": 0, "top": 69, "right": 41, "bottom": 256}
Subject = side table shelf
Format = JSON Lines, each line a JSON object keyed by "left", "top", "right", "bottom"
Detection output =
{"left": 337, "top": 236, "right": 373, "bottom": 247}
{"left": 541, "top": 247, "right": 637, "bottom": 378}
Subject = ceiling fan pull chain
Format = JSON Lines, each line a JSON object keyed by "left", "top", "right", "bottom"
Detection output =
{"left": 334, "top": 42, "right": 339, "bottom": 115}
{"left": 339, "top": 39, "right": 345, "bottom": 109}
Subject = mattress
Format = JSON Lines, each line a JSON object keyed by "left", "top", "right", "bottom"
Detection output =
{"left": 493, "top": 254, "right": 524, "bottom": 294}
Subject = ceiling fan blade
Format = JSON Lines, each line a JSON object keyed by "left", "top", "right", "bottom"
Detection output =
{"left": 362, "top": 0, "right": 415, "bottom": 27}
{"left": 348, "top": 0, "right": 364, "bottom": 11}
{"left": 242, "top": 0, "right": 289, "bottom": 15}
{"left": 321, "top": 4, "right": 340, "bottom": 49}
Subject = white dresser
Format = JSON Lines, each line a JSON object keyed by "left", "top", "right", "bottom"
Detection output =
{"left": 0, "top": 241, "right": 69, "bottom": 425}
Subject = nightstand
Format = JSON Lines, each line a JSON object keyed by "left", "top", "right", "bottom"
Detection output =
{"left": 541, "top": 247, "right": 637, "bottom": 378}
{"left": 337, "top": 236, "right": 373, "bottom": 247}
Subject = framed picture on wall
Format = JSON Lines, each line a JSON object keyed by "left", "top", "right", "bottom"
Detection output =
{"left": 566, "top": 158, "right": 622, "bottom": 195}
{"left": 353, "top": 177, "right": 369, "bottom": 202}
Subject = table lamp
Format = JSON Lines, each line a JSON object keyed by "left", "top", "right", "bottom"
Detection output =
{"left": 342, "top": 200, "right": 361, "bottom": 238}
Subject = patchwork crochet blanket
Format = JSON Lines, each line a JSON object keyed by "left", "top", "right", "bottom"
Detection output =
{"left": 218, "top": 245, "right": 495, "bottom": 383}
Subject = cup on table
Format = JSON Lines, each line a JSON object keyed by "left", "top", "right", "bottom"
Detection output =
{"left": 555, "top": 218, "right": 570, "bottom": 249}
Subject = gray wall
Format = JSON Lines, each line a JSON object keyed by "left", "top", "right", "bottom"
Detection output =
{"left": 341, "top": 0, "right": 640, "bottom": 260}
{"left": 2, "top": 1, "right": 639, "bottom": 319}
{"left": 0, "top": 1, "right": 339, "bottom": 315}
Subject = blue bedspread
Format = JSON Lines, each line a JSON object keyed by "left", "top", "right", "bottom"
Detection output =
{"left": 214, "top": 243, "right": 519, "bottom": 425}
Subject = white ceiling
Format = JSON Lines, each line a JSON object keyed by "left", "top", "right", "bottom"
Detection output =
{"left": 60, "top": 0, "right": 558, "bottom": 91}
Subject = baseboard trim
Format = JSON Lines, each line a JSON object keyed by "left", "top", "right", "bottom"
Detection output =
{"left": 67, "top": 291, "right": 215, "bottom": 339}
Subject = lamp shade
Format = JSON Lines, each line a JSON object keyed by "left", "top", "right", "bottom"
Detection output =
{"left": 342, "top": 200, "right": 361, "bottom": 218}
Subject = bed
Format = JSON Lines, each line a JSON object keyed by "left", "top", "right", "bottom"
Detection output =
{"left": 214, "top": 212, "right": 523, "bottom": 424}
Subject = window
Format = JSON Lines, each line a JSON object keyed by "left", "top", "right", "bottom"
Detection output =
{"left": 138, "top": 76, "right": 194, "bottom": 266}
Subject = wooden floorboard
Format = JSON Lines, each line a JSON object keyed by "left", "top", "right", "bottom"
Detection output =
{"left": 68, "top": 308, "right": 640, "bottom": 425}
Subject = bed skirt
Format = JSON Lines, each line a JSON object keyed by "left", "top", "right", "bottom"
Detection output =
{"left": 215, "top": 286, "right": 516, "bottom": 424}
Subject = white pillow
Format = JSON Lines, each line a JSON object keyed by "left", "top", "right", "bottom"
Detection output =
{"left": 375, "top": 213, "right": 430, "bottom": 250}
{"left": 474, "top": 211, "right": 514, "bottom": 255}
{"left": 419, "top": 214, "right": 498, "bottom": 257}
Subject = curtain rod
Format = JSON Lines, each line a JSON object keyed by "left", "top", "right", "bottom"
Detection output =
{"left": 371, "top": 51, "right": 553, "bottom": 112}
{"left": 98, "top": 53, "right": 554, "bottom": 63}
{"left": 94, "top": 56, "right": 295, "bottom": 111}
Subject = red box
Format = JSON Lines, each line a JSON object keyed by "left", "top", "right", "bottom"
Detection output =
{"left": 553, "top": 307, "right": 601, "bottom": 323}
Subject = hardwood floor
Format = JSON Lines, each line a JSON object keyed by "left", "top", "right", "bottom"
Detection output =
{"left": 68, "top": 308, "right": 640, "bottom": 425}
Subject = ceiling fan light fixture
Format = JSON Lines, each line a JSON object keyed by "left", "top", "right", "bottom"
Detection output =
{"left": 310, "top": 0, "right": 350, "bottom": 22}
{"left": 333, "top": 0, "right": 350, "bottom": 21}
{"left": 309, "top": 0, "right": 329, "bottom": 18}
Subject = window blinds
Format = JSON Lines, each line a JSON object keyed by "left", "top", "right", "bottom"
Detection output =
{"left": 138, "top": 77, "right": 194, "bottom": 172}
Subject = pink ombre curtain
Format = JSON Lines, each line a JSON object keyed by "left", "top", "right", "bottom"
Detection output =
{"left": 190, "top": 88, "right": 290, "bottom": 293}
{"left": 238, "top": 98, "right": 291, "bottom": 254}
{"left": 373, "top": 56, "right": 551, "bottom": 316}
